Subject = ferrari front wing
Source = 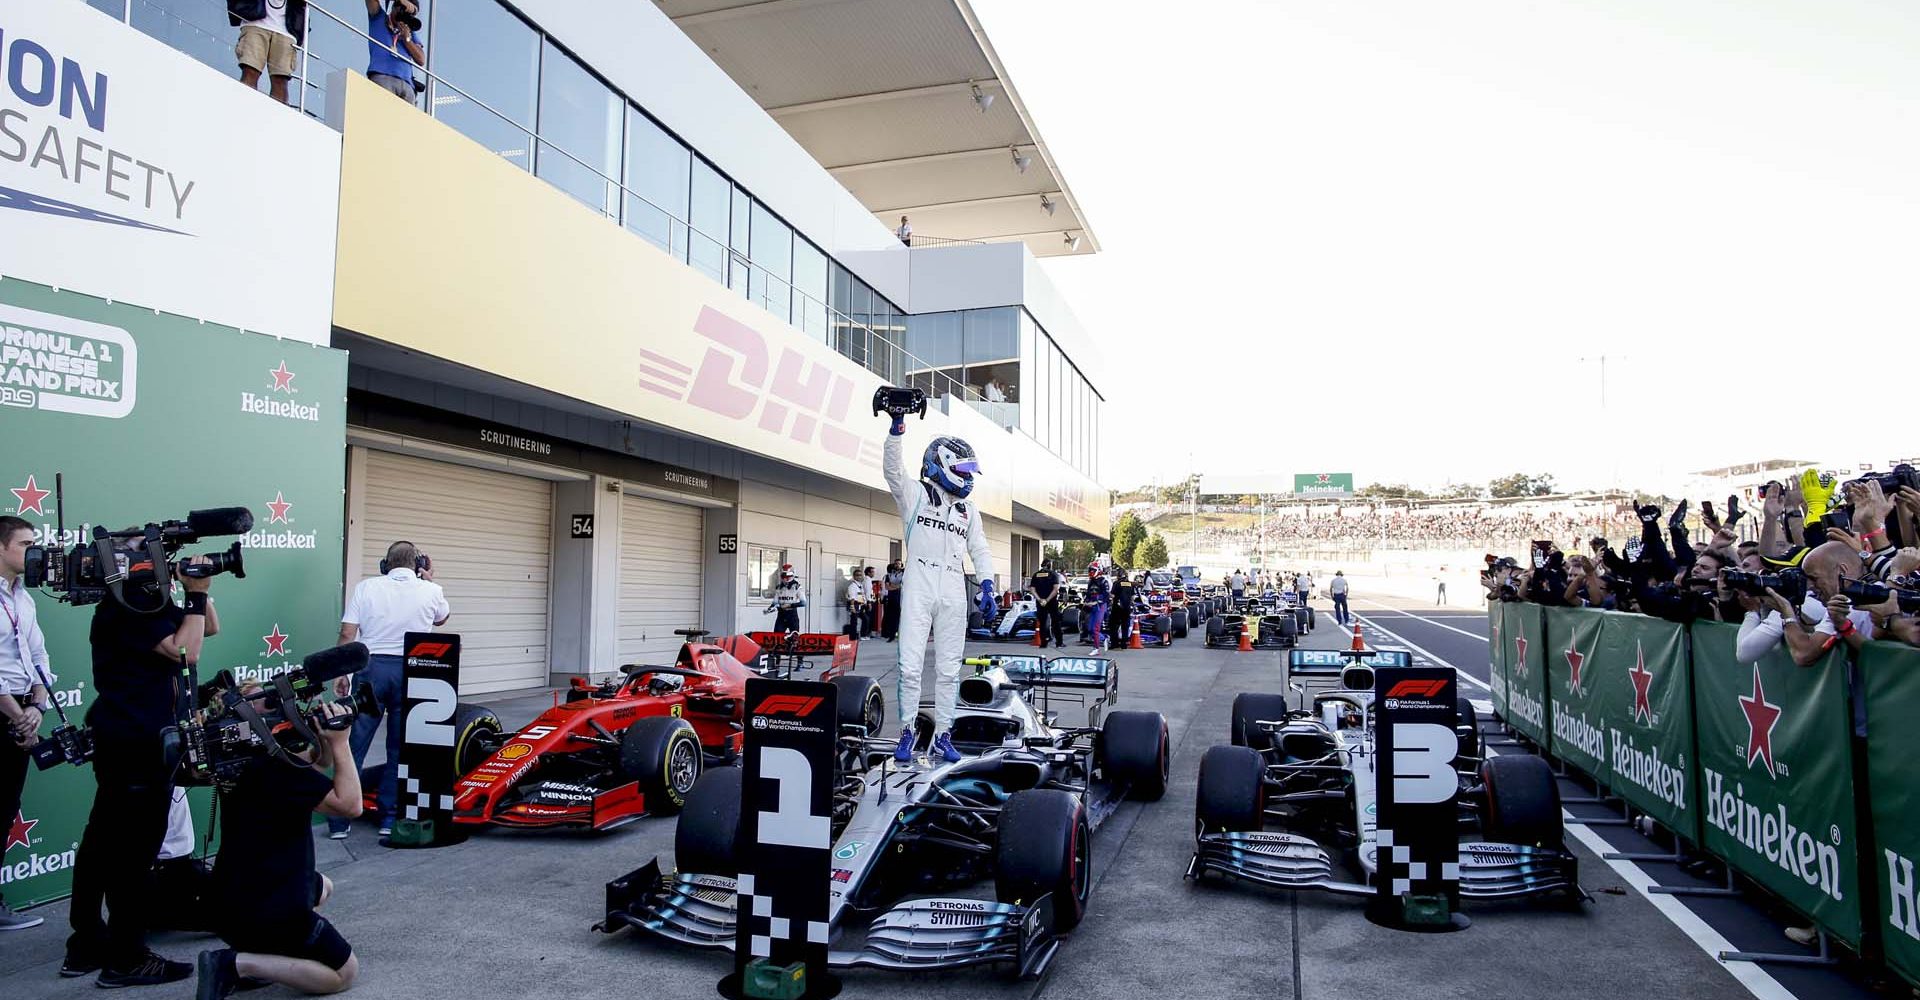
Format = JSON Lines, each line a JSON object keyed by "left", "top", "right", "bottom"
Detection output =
{"left": 595, "top": 859, "right": 1060, "bottom": 980}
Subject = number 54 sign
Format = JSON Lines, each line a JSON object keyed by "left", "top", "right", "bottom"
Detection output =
{"left": 398, "top": 632, "right": 464, "bottom": 847}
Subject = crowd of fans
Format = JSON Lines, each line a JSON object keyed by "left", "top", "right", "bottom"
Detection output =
{"left": 1182, "top": 503, "right": 1636, "bottom": 552}
{"left": 228, "top": 0, "right": 425, "bottom": 108}
{"left": 1483, "top": 469, "right": 1920, "bottom": 655}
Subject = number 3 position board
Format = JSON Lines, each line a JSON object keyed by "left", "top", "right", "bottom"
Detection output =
{"left": 1370, "top": 665, "right": 1464, "bottom": 930}
{"left": 399, "top": 632, "right": 462, "bottom": 845}
{"left": 730, "top": 678, "right": 840, "bottom": 998}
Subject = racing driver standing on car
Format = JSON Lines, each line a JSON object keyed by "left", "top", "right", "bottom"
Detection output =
{"left": 881, "top": 404, "right": 995, "bottom": 764}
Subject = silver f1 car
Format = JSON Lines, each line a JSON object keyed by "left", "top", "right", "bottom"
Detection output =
{"left": 1188, "top": 649, "right": 1581, "bottom": 901}
{"left": 597, "top": 653, "right": 1170, "bottom": 979}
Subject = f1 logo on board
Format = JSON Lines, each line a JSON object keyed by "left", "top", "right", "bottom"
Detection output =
{"left": 753, "top": 695, "right": 823, "bottom": 717}
{"left": 409, "top": 641, "right": 455, "bottom": 660}
{"left": 1383, "top": 679, "right": 1448, "bottom": 699}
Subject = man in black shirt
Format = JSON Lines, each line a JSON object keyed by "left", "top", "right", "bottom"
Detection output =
{"left": 1028, "top": 560, "right": 1065, "bottom": 648}
{"left": 65, "top": 553, "right": 219, "bottom": 987}
{"left": 1109, "top": 572, "right": 1138, "bottom": 650}
{"left": 197, "top": 701, "right": 361, "bottom": 997}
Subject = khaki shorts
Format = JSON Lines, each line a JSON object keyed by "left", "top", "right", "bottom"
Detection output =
{"left": 236, "top": 24, "right": 297, "bottom": 78}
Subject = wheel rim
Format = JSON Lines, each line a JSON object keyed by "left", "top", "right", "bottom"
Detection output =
{"left": 865, "top": 690, "right": 884, "bottom": 734}
{"left": 667, "top": 737, "right": 699, "bottom": 793}
{"left": 1071, "top": 817, "right": 1091, "bottom": 903}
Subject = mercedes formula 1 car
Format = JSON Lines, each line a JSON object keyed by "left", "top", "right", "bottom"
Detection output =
{"left": 377, "top": 629, "right": 881, "bottom": 832}
{"left": 1187, "top": 648, "right": 1580, "bottom": 901}
{"left": 969, "top": 594, "right": 1042, "bottom": 641}
{"left": 596, "top": 652, "right": 1170, "bottom": 979}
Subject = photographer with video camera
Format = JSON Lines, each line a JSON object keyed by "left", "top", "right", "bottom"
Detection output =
{"left": 329, "top": 541, "right": 448, "bottom": 839}
{"left": 195, "top": 697, "right": 361, "bottom": 998}
{"left": 64, "top": 538, "right": 222, "bottom": 987}
{"left": 0, "top": 516, "right": 54, "bottom": 932}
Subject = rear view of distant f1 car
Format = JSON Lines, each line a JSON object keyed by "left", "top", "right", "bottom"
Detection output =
{"left": 1188, "top": 649, "right": 1582, "bottom": 902}
{"left": 596, "top": 652, "right": 1169, "bottom": 979}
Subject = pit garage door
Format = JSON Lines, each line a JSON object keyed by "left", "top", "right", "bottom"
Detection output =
{"left": 359, "top": 449, "right": 554, "bottom": 694}
{"left": 617, "top": 493, "right": 705, "bottom": 667}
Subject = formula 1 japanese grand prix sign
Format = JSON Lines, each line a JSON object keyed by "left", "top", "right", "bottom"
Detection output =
{"left": 0, "top": 278, "right": 345, "bottom": 907}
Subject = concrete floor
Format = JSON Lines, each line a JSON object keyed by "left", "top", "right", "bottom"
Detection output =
{"left": 1, "top": 612, "right": 1773, "bottom": 1000}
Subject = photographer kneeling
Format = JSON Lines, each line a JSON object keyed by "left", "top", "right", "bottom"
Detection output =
{"left": 198, "top": 700, "right": 362, "bottom": 998}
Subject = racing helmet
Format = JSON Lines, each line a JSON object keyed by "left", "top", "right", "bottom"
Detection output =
{"left": 1087, "top": 562, "right": 1101, "bottom": 577}
{"left": 779, "top": 563, "right": 795, "bottom": 580}
{"left": 921, "top": 436, "right": 980, "bottom": 498}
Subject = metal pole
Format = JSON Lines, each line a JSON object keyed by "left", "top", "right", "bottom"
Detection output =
{"left": 1189, "top": 458, "right": 1197, "bottom": 566}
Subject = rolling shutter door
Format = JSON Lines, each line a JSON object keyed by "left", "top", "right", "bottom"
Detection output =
{"left": 618, "top": 494, "right": 705, "bottom": 667}
{"left": 359, "top": 449, "right": 553, "bottom": 694}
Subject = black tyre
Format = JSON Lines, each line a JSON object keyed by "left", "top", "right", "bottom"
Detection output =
{"left": 1303, "top": 607, "right": 1316, "bottom": 632}
{"left": 1171, "top": 612, "right": 1188, "bottom": 639}
{"left": 830, "top": 674, "right": 885, "bottom": 736}
{"left": 452, "top": 703, "right": 505, "bottom": 776}
{"left": 1455, "top": 696, "right": 1481, "bottom": 768}
{"left": 1230, "top": 692, "right": 1291, "bottom": 749}
{"left": 1480, "top": 753, "right": 1562, "bottom": 848}
{"left": 968, "top": 610, "right": 986, "bottom": 631}
{"left": 1156, "top": 614, "right": 1173, "bottom": 642}
{"left": 994, "top": 789, "right": 1090, "bottom": 932}
{"left": 1277, "top": 615, "right": 1299, "bottom": 639}
{"left": 1098, "top": 710, "right": 1169, "bottom": 801}
{"left": 1062, "top": 607, "right": 1081, "bottom": 632}
{"left": 1196, "top": 744, "right": 1266, "bottom": 833}
{"left": 620, "top": 716, "right": 703, "bottom": 815}
{"left": 675, "top": 767, "right": 742, "bottom": 875}
{"left": 1205, "top": 615, "right": 1225, "bottom": 643}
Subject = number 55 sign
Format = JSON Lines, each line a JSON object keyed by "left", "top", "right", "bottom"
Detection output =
{"left": 398, "top": 632, "right": 463, "bottom": 848}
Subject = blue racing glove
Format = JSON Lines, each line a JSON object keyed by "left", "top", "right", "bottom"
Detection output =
{"left": 890, "top": 413, "right": 906, "bottom": 436}
{"left": 978, "top": 579, "right": 997, "bottom": 617}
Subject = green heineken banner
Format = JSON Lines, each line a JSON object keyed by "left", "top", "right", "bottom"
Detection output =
{"left": 1486, "top": 600, "right": 1509, "bottom": 721}
{"left": 1544, "top": 607, "right": 1609, "bottom": 784}
{"left": 1861, "top": 640, "right": 1920, "bottom": 986}
{"left": 1583, "top": 613, "right": 1696, "bottom": 842}
{"left": 1504, "top": 602, "right": 1548, "bottom": 745}
{"left": 1691, "top": 621, "right": 1861, "bottom": 947}
{"left": 1292, "top": 472, "right": 1353, "bottom": 499}
{"left": 0, "top": 278, "right": 346, "bottom": 907}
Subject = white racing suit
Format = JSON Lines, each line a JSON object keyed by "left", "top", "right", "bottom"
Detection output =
{"left": 769, "top": 578, "right": 806, "bottom": 633}
{"left": 886, "top": 432, "right": 995, "bottom": 731}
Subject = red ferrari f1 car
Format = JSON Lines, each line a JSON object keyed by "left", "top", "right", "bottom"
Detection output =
{"left": 371, "top": 629, "right": 883, "bottom": 831}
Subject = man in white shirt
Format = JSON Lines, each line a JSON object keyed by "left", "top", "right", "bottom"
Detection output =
{"left": 0, "top": 516, "right": 52, "bottom": 930}
{"left": 1328, "top": 570, "right": 1350, "bottom": 626}
{"left": 230, "top": 0, "right": 308, "bottom": 105}
{"left": 846, "top": 571, "right": 870, "bottom": 639}
{"left": 896, "top": 215, "right": 912, "bottom": 246}
{"left": 1229, "top": 570, "right": 1247, "bottom": 603}
{"left": 328, "top": 541, "right": 450, "bottom": 838}
{"left": 1295, "top": 571, "right": 1314, "bottom": 602}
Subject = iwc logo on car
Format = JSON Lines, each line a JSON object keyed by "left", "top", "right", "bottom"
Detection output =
{"left": 0, "top": 303, "right": 136, "bottom": 418}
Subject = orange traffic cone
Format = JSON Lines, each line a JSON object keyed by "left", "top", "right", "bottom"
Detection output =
{"left": 1032, "top": 624, "right": 1047, "bottom": 648}
{"left": 1129, "top": 628, "right": 1144, "bottom": 650}
{"left": 1238, "top": 624, "right": 1254, "bottom": 652}
{"left": 1350, "top": 622, "right": 1365, "bottom": 652}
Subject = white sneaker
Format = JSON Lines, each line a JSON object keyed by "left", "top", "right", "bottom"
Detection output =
{"left": 0, "top": 901, "right": 44, "bottom": 930}
{"left": 1783, "top": 925, "right": 1818, "bottom": 946}
{"left": 328, "top": 829, "right": 350, "bottom": 840}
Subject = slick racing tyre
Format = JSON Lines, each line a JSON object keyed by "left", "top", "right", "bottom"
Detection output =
{"left": 830, "top": 673, "right": 886, "bottom": 736}
{"left": 1230, "top": 692, "right": 1291, "bottom": 750}
{"left": 1098, "top": 710, "right": 1169, "bottom": 801}
{"left": 1454, "top": 696, "right": 1481, "bottom": 770}
{"left": 675, "top": 767, "right": 743, "bottom": 876}
{"left": 452, "top": 703, "right": 506, "bottom": 776}
{"left": 1205, "top": 615, "right": 1226, "bottom": 643}
{"left": 1156, "top": 614, "right": 1173, "bottom": 642}
{"left": 1480, "top": 753, "right": 1563, "bottom": 848}
{"left": 995, "top": 789, "right": 1091, "bottom": 932}
{"left": 620, "top": 716, "right": 702, "bottom": 815}
{"left": 968, "top": 610, "right": 986, "bottom": 631}
{"left": 1276, "top": 614, "right": 1299, "bottom": 639}
{"left": 1197, "top": 745, "right": 1265, "bottom": 834}
{"left": 1171, "top": 611, "right": 1188, "bottom": 639}
{"left": 1062, "top": 607, "right": 1081, "bottom": 632}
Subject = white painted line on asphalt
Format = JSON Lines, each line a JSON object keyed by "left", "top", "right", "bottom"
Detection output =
{"left": 1356, "top": 599, "right": 1489, "bottom": 642}
{"left": 1426, "top": 651, "right": 1800, "bottom": 1000}
{"left": 1349, "top": 612, "right": 1491, "bottom": 693}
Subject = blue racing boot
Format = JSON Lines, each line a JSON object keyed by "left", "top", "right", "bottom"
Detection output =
{"left": 894, "top": 727, "right": 916, "bottom": 763}
{"left": 932, "top": 731, "right": 962, "bottom": 763}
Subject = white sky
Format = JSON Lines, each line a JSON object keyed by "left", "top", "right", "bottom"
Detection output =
{"left": 971, "top": 0, "right": 1920, "bottom": 494}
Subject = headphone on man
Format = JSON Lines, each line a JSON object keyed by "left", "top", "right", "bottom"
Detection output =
{"left": 379, "top": 541, "right": 432, "bottom": 575}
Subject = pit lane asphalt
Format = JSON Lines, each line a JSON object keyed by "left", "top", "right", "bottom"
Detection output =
{"left": 3, "top": 612, "right": 1781, "bottom": 1000}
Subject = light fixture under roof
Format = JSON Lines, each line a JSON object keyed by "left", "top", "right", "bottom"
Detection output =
{"left": 1062, "top": 232, "right": 1081, "bottom": 251}
{"left": 1011, "top": 146, "right": 1031, "bottom": 174}
{"left": 971, "top": 81, "right": 995, "bottom": 113}
{"left": 1040, "top": 194, "right": 1056, "bottom": 216}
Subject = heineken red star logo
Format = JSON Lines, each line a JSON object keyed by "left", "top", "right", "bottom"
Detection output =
{"left": 1738, "top": 663, "right": 1783, "bottom": 778}
{"left": 262, "top": 624, "right": 290, "bottom": 657}
{"left": 268, "top": 361, "right": 296, "bottom": 392}
{"left": 1628, "top": 642, "right": 1654, "bottom": 723}
{"left": 10, "top": 475, "right": 49, "bottom": 516}
{"left": 1513, "top": 635, "right": 1528, "bottom": 676}
{"left": 265, "top": 491, "right": 293, "bottom": 524}
{"left": 1564, "top": 646, "right": 1586, "bottom": 694}
{"left": 1316, "top": 474, "right": 1331, "bottom": 483}
{"left": 6, "top": 810, "right": 36, "bottom": 851}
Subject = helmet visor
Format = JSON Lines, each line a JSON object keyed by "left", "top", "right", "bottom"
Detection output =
{"left": 950, "top": 458, "right": 980, "bottom": 476}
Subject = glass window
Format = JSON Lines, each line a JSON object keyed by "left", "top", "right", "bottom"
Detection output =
{"left": 747, "top": 546, "right": 788, "bottom": 600}
{"left": 793, "top": 241, "right": 828, "bottom": 342}
{"left": 130, "top": 0, "right": 231, "bottom": 77}
{"left": 749, "top": 203, "right": 791, "bottom": 280}
{"left": 624, "top": 107, "right": 690, "bottom": 256}
{"left": 830, "top": 264, "right": 853, "bottom": 316}
{"left": 962, "top": 307, "right": 1019, "bottom": 365}
{"left": 536, "top": 40, "right": 621, "bottom": 214}
{"left": 731, "top": 187, "right": 752, "bottom": 256}
{"left": 430, "top": 0, "right": 538, "bottom": 170}
{"left": 688, "top": 159, "right": 729, "bottom": 285}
